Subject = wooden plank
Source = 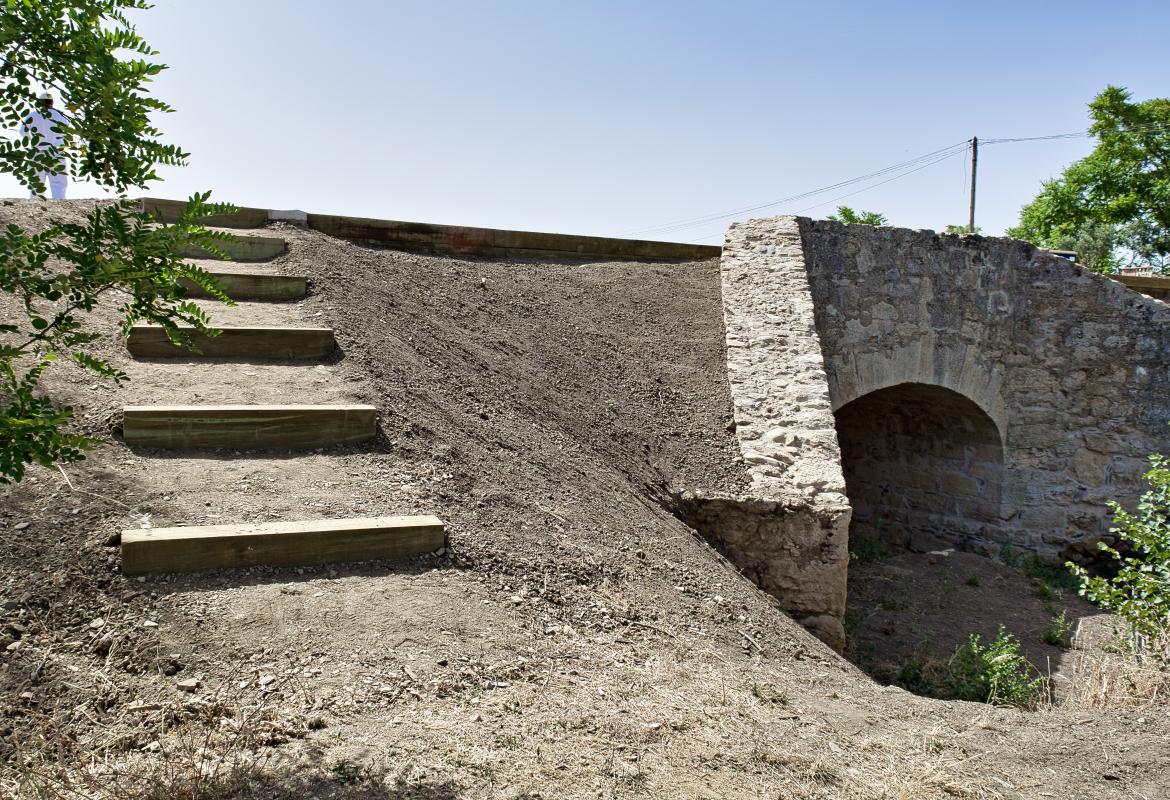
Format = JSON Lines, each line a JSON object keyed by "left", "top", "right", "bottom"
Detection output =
{"left": 306, "top": 213, "right": 722, "bottom": 262}
{"left": 181, "top": 272, "right": 306, "bottom": 302}
{"left": 180, "top": 234, "right": 287, "bottom": 262}
{"left": 121, "top": 515, "right": 445, "bottom": 574}
{"left": 140, "top": 197, "right": 721, "bottom": 261}
{"left": 140, "top": 198, "right": 271, "bottom": 228}
{"left": 122, "top": 405, "right": 376, "bottom": 450}
{"left": 127, "top": 325, "right": 336, "bottom": 360}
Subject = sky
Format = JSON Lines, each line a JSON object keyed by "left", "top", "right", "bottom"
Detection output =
{"left": 3, "top": 0, "right": 1169, "bottom": 244}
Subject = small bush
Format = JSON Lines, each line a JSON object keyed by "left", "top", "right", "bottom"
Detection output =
{"left": 1041, "top": 610, "right": 1074, "bottom": 648}
{"left": 1032, "top": 579, "right": 1060, "bottom": 607}
{"left": 1070, "top": 454, "right": 1170, "bottom": 659}
{"left": 330, "top": 759, "right": 381, "bottom": 786}
{"left": 965, "top": 575, "right": 982, "bottom": 588}
{"left": 895, "top": 627, "right": 1048, "bottom": 709}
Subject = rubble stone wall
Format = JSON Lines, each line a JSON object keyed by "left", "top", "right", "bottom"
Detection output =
{"left": 686, "top": 217, "right": 850, "bottom": 651}
{"left": 834, "top": 382, "right": 1004, "bottom": 552}
{"left": 702, "top": 215, "right": 1170, "bottom": 650}
{"left": 797, "top": 218, "right": 1170, "bottom": 560}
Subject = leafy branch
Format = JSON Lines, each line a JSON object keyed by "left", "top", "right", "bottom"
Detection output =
{"left": 1, "top": 1, "right": 237, "bottom": 483}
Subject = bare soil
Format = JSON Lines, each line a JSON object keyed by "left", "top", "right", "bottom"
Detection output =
{"left": 1, "top": 199, "right": 1168, "bottom": 799}
{"left": 847, "top": 550, "right": 1100, "bottom": 699}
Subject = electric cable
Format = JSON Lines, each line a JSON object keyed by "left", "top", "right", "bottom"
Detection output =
{"left": 617, "top": 140, "right": 971, "bottom": 238}
{"left": 622, "top": 121, "right": 1170, "bottom": 240}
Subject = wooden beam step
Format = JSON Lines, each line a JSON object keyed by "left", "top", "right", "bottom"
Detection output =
{"left": 127, "top": 325, "right": 336, "bottom": 360}
{"left": 180, "top": 234, "right": 287, "bottom": 262}
{"left": 182, "top": 272, "right": 306, "bottom": 301}
{"left": 122, "top": 405, "right": 376, "bottom": 450}
{"left": 121, "top": 515, "right": 445, "bottom": 575}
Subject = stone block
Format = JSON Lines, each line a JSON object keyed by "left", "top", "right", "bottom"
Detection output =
{"left": 941, "top": 473, "right": 980, "bottom": 497}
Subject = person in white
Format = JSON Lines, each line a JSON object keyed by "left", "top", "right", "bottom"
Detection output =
{"left": 20, "top": 92, "right": 69, "bottom": 200}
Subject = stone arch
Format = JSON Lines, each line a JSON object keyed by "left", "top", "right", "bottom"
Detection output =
{"left": 833, "top": 381, "right": 1005, "bottom": 552}
{"left": 824, "top": 342, "right": 1008, "bottom": 445}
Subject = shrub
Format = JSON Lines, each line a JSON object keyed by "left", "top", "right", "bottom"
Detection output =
{"left": 895, "top": 626, "right": 1048, "bottom": 709}
{"left": 1070, "top": 454, "right": 1170, "bottom": 659}
{"left": 1041, "top": 610, "right": 1074, "bottom": 648}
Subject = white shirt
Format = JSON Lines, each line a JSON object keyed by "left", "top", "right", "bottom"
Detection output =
{"left": 21, "top": 107, "right": 68, "bottom": 150}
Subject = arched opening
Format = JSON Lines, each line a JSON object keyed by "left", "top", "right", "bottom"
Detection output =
{"left": 834, "top": 382, "right": 1004, "bottom": 553}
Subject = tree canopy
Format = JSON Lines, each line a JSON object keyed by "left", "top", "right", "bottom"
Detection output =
{"left": 1, "top": 0, "right": 233, "bottom": 483}
{"left": 828, "top": 206, "right": 888, "bottom": 226}
{"left": 1008, "top": 86, "right": 1170, "bottom": 273}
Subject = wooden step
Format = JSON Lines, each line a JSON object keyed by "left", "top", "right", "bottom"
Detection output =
{"left": 121, "top": 515, "right": 445, "bottom": 575}
{"left": 182, "top": 272, "right": 306, "bottom": 302}
{"left": 127, "top": 325, "right": 336, "bottom": 360}
{"left": 180, "top": 234, "right": 287, "bottom": 262}
{"left": 122, "top": 405, "right": 376, "bottom": 450}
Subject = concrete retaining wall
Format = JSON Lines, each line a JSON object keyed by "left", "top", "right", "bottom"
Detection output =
{"left": 1116, "top": 274, "right": 1170, "bottom": 303}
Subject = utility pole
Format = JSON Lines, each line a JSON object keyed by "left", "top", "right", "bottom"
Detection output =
{"left": 967, "top": 136, "right": 978, "bottom": 234}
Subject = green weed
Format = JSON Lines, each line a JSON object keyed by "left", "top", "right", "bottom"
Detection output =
{"left": 895, "top": 626, "right": 1048, "bottom": 709}
{"left": 1041, "top": 610, "right": 1075, "bottom": 648}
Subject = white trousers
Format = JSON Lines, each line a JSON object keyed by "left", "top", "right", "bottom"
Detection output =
{"left": 32, "top": 170, "right": 67, "bottom": 200}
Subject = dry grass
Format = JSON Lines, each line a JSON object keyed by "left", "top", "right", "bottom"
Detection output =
{"left": 1063, "top": 620, "right": 1170, "bottom": 710}
{"left": 0, "top": 668, "right": 317, "bottom": 800}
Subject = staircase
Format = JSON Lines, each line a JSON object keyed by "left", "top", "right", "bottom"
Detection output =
{"left": 120, "top": 223, "right": 445, "bottom": 574}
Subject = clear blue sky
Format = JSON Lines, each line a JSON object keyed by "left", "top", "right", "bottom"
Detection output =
{"left": 4, "top": 0, "right": 1168, "bottom": 243}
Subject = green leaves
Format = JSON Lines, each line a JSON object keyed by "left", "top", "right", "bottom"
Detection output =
{"left": 1, "top": 0, "right": 240, "bottom": 482}
{"left": 1, "top": 195, "right": 239, "bottom": 481}
{"left": 828, "top": 206, "right": 889, "bottom": 226}
{"left": 1009, "top": 86, "right": 1170, "bottom": 273}
{"left": 1070, "top": 451, "right": 1170, "bottom": 656}
{"left": 1, "top": 357, "right": 97, "bottom": 484}
{"left": 895, "top": 626, "right": 1049, "bottom": 709}
{"left": 2, "top": 0, "right": 189, "bottom": 193}
{"left": 0, "top": 4, "right": 251, "bottom": 482}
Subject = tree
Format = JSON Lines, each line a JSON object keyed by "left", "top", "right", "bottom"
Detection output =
{"left": 1049, "top": 220, "right": 1121, "bottom": 274}
{"left": 1008, "top": 86, "right": 1170, "bottom": 274}
{"left": 1, "top": 0, "right": 234, "bottom": 483}
{"left": 828, "top": 206, "right": 888, "bottom": 226}
{"left": 944, "top": 224, "right": 981, "bottom": 235}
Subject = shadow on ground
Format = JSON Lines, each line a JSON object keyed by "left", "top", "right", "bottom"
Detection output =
{"left": 844, "top": 547, "right": 1098, "bottom": 698}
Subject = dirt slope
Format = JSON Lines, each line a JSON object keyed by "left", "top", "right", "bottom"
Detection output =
{"left": 1, "top": 199, "right": 1167, "bottom": 799}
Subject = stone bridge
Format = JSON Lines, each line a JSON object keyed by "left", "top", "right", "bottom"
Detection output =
{"left": 686, "top": 216, "right": 1170, "bottom": 649}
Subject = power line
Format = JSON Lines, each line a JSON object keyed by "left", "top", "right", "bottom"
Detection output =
{"left": 983, "top": 120, "right": 1170, "bottom": 145}
{"left": 677, "top": 147, "right": 971, "bottom": 245}
{"left": 618, "top": 140, "right": 971, "bottom": 238}
{"left": 623, "top": 121, "right": 1170, "bottom": 240}
{"left": 792, "top": 149, "right": 968, "bottom": 215}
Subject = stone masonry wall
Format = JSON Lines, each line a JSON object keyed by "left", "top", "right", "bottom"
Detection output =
{"left": 797, "top": 218, "right": 1170, "bottom": 560}
{"left": 835, "top": 382, "right": 1004, "bottom": 552}
{"left": 683, "top": 217, "right": 850, "bottom": 651}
